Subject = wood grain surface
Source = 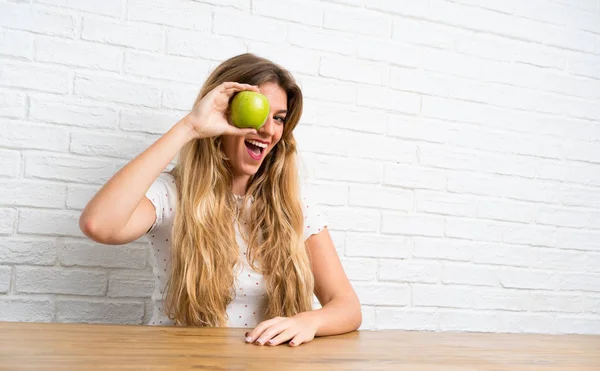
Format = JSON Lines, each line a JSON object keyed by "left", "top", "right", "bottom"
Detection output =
{"left": 0, "top": 321, "right": 598, "bottom": 370}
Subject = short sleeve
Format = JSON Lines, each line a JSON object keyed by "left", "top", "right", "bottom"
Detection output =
{"left": 145, "top": 172, "right": 177, "bottom": 235}
{"left": 301, "top": 196, "right": 327, "bottom": 241}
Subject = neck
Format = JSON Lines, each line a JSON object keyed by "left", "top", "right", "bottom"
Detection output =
{"left": 232, "top": 175, "right": 250, "bottom": 196}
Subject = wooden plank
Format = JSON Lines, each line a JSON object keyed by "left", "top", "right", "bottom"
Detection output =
{"left": 0, "top": 321, "right": 598, "bottom": 370}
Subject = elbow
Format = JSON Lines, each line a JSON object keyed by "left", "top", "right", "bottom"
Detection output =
{"left": 79, "top": 215, "right": 111, "bottom": 245}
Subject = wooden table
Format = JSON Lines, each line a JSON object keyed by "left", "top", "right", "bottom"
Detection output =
{"left": 0, "top": 322, "right": 599, "bottom": 370}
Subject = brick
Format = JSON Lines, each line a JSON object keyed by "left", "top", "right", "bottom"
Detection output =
{"left": 414, "top": 284, "right": 528, "bottom": 311}
{"left": 528, "top": 292, "right": 585, "bottom": 313}
{"left": 161, "top": 83, "right": 200, "bottom": 111}
{"left": 499, "top": 268, "right": 558, "bottom": 290}
{"left": 0, "top": 149, "right": 20, "bottom": 178}
{"left": 413, "top": 237, "right": 472, "bottom": 261}
{"left": 416, "top": 191, "right": 477, "bottom": 217}
{"left": 325, "top": 8, "right": 390, "bottom": 37}
{"left": 392, "top": 17, "right": 469, "bottom": 49}
{"left": 70, "top": 131, "right": 155, "bottom": 160}
{"left": 322, "top": 207, "right": 379, "bottom": 232}
{"left": 29, "top": 96, "right": 117, "bottom": 129}
{"left": 561, "top": 185, "right": 600, "bottom": 209}
{"left": 558, "top": 272, "right": 600, "bottom": 292}
{"left": 0, "top": 89, "right": 26, "bottom": 118}
{"left": 56, "top": 300, "right": 144, "bottom": 324}
{"left": 353, "top": 283, "right": 410, "bottom": 306}
{"left": 472, "top": 243, "right": 533, "bottom": 268}
{"left": 556, "top": 228, "right": 600, "bottom": 251}
{"left": 588, "top": 254, "right": 600, "bottom": 273}
{"left": 439, "top": 310, "right": 552, "bottom": 333}
{"left": 532, "top": 248, "right": 587, "bottom": 271}
{"left": 0, "top": 61, "right": 70, "bottom": 94}
{"left": 25, "top": 153, "right": 117, "bottom": 184}
{"left": 35, "top": 37, "right": 122, "bottom": 72}
{"left": 128, "top": 0, "right": 211, "bottom": 31}
{"left": 82, "top": 16, "right": 163, "bottom": 52}
{"left": 345, "top": 233, "right": 410, "bottom": 259}
{"left": 359, "top": 39, "right": 419, "bottom": 70}
{"left": 0, "top": 266, "right": 10, "bottom": 293}
{"left": 315, "top": 104, "right": 387, "bottom": 134}
{"left": 299, "top": 77, "right": 356, "bottom": 104}
{"left": 247, "top": 42, "right": 320, "bottom": 75}
{"left": 168, "top": 29, "right": 246, "bottom": 61}
{"left": 446, "top": 217, "right": 503, "bottom": 242}
{"left": 0, "top": 2, "right": 76, "bottom": 38}
{"left": 74, "top": 73, "right": 161, "bottom": 108}
{"left": 443, "top": 263, "right": 499, "bottom": 287}
{"left": 502, "top": 223, "right": 556, "bottom": 247}
{"left": 66, "top": 184, "right": 99, "bottom": 210}
{"left": 213, "top": 10, "right": 286, "bottom": 43}
{"left": 0, "top": 180, "right": 66, "bottom": 208}
{"left": 288, "top": 24, "right": 354, "bottom": 55}
{"left": 120, "top": 109, "right": 185, "bottom": 134}
{"left": 0, "top": 28, "right": 33, "bottom": 59}
{"left": 192, "top": 0, "right": 249, "bottom": 9}
{"left": 0, "top": 298, "right": 53, "bottom": 322}
{"left": 0, "top": 208, "right": 16, "bottom": 235}
{"left": 253, "top": 0, "right": 323, "bottom": 27}
{"left": 357, "top": 86, "right": 420, "bottom": 114}
{"left": 563, "top": 140, "right": 600, "bottom": 163}
{"left": 302, "top": 182, "right": 347, "bottom": 206}
{"left": 37, "top": 0, "right": 122, "bottom": 17}
{"left": 0, "top": 119, "right": 69, "bottom": 152}
{"left": 340, "top": 258, "right": 376, "bottom": 281}
{"left": 375, "top": 308, "right": 438, "bottom": 331}
{"left": 384, "top": 164, "right": 447, "bottom": 191}
{"left": 124, "top": 51, "right": 209, "bottom": 84}
{"left": 349, "top": 186, "right": 413, "bottom": 211}
{"left": 496, "top": 312, "right": 556, "bottom": 334}
{"left": 307, "top": 155, "right": 381, "bottom": 184}
{"left": 59, "top": 240, "right": 147, "bottom": 269}
{"left": 295, "top": 126, "right": 349, "bottom": 156}
{"left": 328, "top": 231, "right": 346, "bottom": 255}
{"left": 379, "top": 260, "right": 440, "bottom": 283}
{"left": 586, "top": 296, "right": 600, "bottom": 314}
{"left": 108, "top": 272, "right": 155, "bottom": 298}
{"left": 555, "top": 315, "right": 600, "bottom": 335}
{"left": 0, "top": 238, "right": 56, "bottom": 265}
{"left": 15, "top": 267, "right": 107, "bottom": 295}
{"left": 550, "top": 0, "right": 598, "bottom": 12}
{"left": 348, "top": 133, "right": 416, "bottom": 162}
{"left": 387, "top": 116, "right": 450, "bottom": 143}
{"left": 18, "top": 209, "right": 84, "bottom": 237}
{"left": 382, "top": 213, "right": 445, "bottom": 237}
{"left": 477, "top": 199, "right": 537, "bottom": 224}
{"left": 366, "top": 0, "right": 428, "bottom": 18}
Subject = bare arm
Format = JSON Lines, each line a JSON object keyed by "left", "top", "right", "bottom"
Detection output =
{"left": 79, "top": 82, "right": 260, "bottom": 245}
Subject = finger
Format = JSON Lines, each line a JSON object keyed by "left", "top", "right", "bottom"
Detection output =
{"left": 246, "top": 317, "right": 284, "bottom": 343}
{"left": 289, "top": 332, "right": 312, "bottom": 347}
{"left": 255, "top": 321, "right": 290, "bottom": 346}
{"left": 267, "top": 328, "right": 297, "bottom": 346}
{"left": 223, "top": 125, "right": 257, "bottom": 137}
{"left": 223, "top": 83, "right": 260, "bottom": 96}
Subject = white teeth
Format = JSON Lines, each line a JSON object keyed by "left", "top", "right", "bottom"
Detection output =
{"left": 246, "top": 140, "right": 268, "bottom": 149}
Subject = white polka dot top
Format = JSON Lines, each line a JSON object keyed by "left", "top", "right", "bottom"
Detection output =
{"left": 144, "top": 172, "right": 327, "bottom": 328}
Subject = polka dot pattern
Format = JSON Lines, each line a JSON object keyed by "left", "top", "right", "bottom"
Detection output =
{"left": 144, "top": 172, "right": 327, "bottom": 328}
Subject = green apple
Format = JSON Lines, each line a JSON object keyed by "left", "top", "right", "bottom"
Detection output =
{"left": 230, "top": 91, "right": 270, "bottom": 130}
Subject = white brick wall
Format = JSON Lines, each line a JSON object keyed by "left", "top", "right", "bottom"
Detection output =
{"left": 0, "top": 0, "right": 599, "bottom": 335}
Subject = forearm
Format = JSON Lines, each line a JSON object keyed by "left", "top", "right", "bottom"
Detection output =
{"left": 80, "top": 118, "right": 194, "bottom": 237}
{"left": 303, "top": 293, "right": 362, "bottom": 337}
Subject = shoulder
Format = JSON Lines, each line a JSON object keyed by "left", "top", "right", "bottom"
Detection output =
{"left": 145, "top": 172, "right": 178, "bottom": 234}
{"left": 299, "top": 186, "right": 327, "bottom": 241}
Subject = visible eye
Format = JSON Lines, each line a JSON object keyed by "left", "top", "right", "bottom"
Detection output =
{"left": 274, "top": 115, "right": 286, "bottom": 124}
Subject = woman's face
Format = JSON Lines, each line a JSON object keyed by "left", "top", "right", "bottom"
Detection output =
{"left": 221, "top": 82, "right": 288, "bottom": 178}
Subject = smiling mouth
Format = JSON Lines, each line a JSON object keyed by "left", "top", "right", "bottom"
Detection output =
{"left": 245, "top": 139, "right": 267, "bottom": 160}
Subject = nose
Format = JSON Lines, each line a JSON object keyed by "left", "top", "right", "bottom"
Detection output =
{"left": 258, "top": 115, "right": 275, "bottom": 137}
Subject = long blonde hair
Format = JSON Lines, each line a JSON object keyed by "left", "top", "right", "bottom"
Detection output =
{"left": 164, "top": 53, "right": 313, "bottom": 326}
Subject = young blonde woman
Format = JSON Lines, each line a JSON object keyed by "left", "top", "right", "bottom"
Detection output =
{"left": 79, "top": 53, "right": 362, "bottom": 347}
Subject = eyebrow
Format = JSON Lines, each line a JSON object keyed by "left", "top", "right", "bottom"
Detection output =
{"left": 274, "top": 109, "right": 288, "bottom": 115}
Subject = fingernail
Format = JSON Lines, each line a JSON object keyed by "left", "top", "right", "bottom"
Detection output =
{"left": 245, "top": 336, "right": 252, "bottom": 342}
{"left": 289, "top": 341, "right": 295, "bottom": 346}
{"left": 267, "top": 340, "right": 274, "bottom": 345}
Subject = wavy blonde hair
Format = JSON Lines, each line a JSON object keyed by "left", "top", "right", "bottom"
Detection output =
{"left": 164, "top": 53, "right": 313, "bottom": 326}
